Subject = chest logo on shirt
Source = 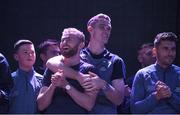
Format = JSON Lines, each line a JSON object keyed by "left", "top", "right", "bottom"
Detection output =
{"left": 99, "top": 60, "right": 112, "bottom": 71}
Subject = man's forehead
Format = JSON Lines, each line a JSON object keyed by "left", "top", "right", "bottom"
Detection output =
{"left": 143, "top": 47, "right": 152, "bottom": 50}
{"left": 61, "top": 34, "right": 78, "bottom": 39}
{"left": 160, "top": 40, "right": 176, "bottom": 46}
{"left": 96, "top": 19, "right": 111, "bottom": 25}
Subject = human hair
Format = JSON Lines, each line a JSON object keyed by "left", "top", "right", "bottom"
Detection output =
{"left": 14, "top": 39, "right": 33, "bottom": 53}
{"left": 154, "top": 32, "right": 178, "bottom": 48}
{"left": 61, "top": 27, "right": 85, "bottom": 42}
{"left": 38, "top": 39, "right": 59, "bottom": 54}
{"left": 140, "top": 43, "right": 154, "bottom": 49}
{"left": 87, "top": 13, "right": 111, "bottom": 27}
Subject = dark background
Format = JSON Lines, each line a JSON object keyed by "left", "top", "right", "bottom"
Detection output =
{"left": 0, "top": 0, "right": 180, "bottom": 78}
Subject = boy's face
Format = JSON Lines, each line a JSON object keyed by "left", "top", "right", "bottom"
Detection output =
{"left": 14, "top": 44, "right": 36, "bottom": 69}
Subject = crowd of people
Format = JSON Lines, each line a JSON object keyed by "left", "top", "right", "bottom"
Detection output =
{"left": 0, "top": 13, "right": 179, "bottom": 114}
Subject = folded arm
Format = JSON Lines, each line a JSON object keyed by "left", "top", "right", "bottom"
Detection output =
{"left": 46, "top": 56, "right": 86, "bottom": 84}
{"left": 82, "top": 72, "right": 124, "bottom": 105}
{"left": 51, "top": 71, "right": 97, "bottom": 111}
{"left": 37, "top": 84, "right": 56, "bottom": 111}
{"left": 66, "top": 84, "right": 97, "bottom": 111}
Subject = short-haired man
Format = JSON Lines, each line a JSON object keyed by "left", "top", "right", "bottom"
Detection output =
{"left": 131, "top": 32, "right": 180, "bottom": 114}
{"left": 36, "top": 39, "right": 60, "bottom": 75}
{"left": 80, "top": 13, "right": 125, "bottom": 114}
{"left": 37, "top": 28, "right": 97, "bottom": 114}
{"left": 137, "top": 43, "right": 156, "bottom": 68}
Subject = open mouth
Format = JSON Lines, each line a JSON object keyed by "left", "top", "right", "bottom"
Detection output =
{"left": 61, "top": 46, "right": 70, "bottom": 52}
{"left": 62, "top": 47, "right": 69, "bottom": 50}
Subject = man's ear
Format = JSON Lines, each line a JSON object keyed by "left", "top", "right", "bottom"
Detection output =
{"left": 152, "top": 47, "right": 157, "bottom": 57}
{"left": 14, "top": 53, "right": 18, "bottom": 61}
{"left": 79, "top": 42, "right": 85, "bottom": 49}
{"left": 87, "top": 26, "right": 93, "bottom": 32}
{"left": 40, "top": 53, "right": 46, "bottom": 62}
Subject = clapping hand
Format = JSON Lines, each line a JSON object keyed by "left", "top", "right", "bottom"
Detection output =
{"left": 155, "top": 81, "right": 172, "bottom": 100}
{"left": 51, "top": 69, "right": 68, "bottom": 88}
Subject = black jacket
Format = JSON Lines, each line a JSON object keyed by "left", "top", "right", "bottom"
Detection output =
{"left": 0, "top": 53, "right": 13, "bottom": 113}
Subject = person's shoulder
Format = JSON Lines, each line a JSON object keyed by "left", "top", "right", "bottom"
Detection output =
{"left": 135, "top": 64, "right": 155, "bottom": 76}
{"left": 108, "top": 52, "right": 125, "bottom": 65}
{"left": 11, "top": 70, "right": 18, "bottom": 78}
{"left": 47, "top": 55, "right": 63, "bottom": 63}
{"left": 80, "top": 60, "right": 94, "bottom": 68}
{"left": 171, "top": 64, "right": 180, "bottom": 72}
{"left": 143, "top": 64, "right": 155, "bottom": 70}
{"left": 106, "top": 50, "right": 122, "bottom": 59}
{"left": 0, "top": 53, "right": 4, "bottom": 58}
{"left": 47, "top": 55, "right": 63, "bottom": 64}
{"left": 0, "top": 53, "right": 6, "bottom": 62}
{"left": 34, "top": 71, "right": 44, "bottom": 80}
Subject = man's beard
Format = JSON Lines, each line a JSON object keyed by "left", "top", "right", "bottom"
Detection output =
{"left": 61, "top": 46, "right": 78, "bottom": 58}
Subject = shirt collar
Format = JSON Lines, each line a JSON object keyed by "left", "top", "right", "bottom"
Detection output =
{"left": 17, "top": 67, "right": 34, "bottom": 80}
{"left": 86, "top": 48, "right": 109, "bottom": 59}
{"left": 155, "top": 62, "right": 173, "bottom": 73}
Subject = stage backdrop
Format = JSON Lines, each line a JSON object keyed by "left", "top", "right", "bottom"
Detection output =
{"left": 0, "top": 0, "right": 179, "bottom": 77}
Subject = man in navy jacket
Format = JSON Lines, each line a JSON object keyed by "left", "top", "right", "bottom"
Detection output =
{"left": 131, "top": 32, "right": 180, "bottom": 114}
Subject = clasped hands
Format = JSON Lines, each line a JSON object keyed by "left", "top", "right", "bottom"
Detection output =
{"left": 51, "top": 69, "right": 105, "bottom": 92}
{"left": 154, "top": 80, "right": 172, "bottom": 100}
{"left": 51, "top": 69, "right": 68, "bottom": 88}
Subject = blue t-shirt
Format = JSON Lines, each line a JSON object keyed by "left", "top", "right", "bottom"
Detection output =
{"left": 80, "top": 48, "right": 126, "bottom": 114}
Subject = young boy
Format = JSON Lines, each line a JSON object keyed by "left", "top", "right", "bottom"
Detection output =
{"left": 9, "top": 39, "right": 43, "bottom": 114}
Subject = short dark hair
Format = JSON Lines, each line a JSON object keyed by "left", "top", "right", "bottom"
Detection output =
{"left": 14, "top": 39, "right": 33, "bottom": 53}
{"left": 154, "top": 32, "right": 178, "bottom": 48}
{"left": 140, "top": 43, "right": 154, "bottom": 49}
{"left": 38, "top": 39, "right": 59, "bottom": 54}
{"left": 138, "top": 43, "right": 154, "bottom": 53}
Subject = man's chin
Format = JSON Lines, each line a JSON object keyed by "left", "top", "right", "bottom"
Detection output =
{"left": 164, "top": 61, "right": 173, "bottom": 67}
{"left": 62, "top": 53, "right": 74, "bottom": 58}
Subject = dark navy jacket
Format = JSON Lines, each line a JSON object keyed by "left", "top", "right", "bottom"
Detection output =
{"left": 0, "top": 53, "right": 13, "bottom": 113}
{"left": 131, "top": 63, "right": 180, "bottom": 114}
